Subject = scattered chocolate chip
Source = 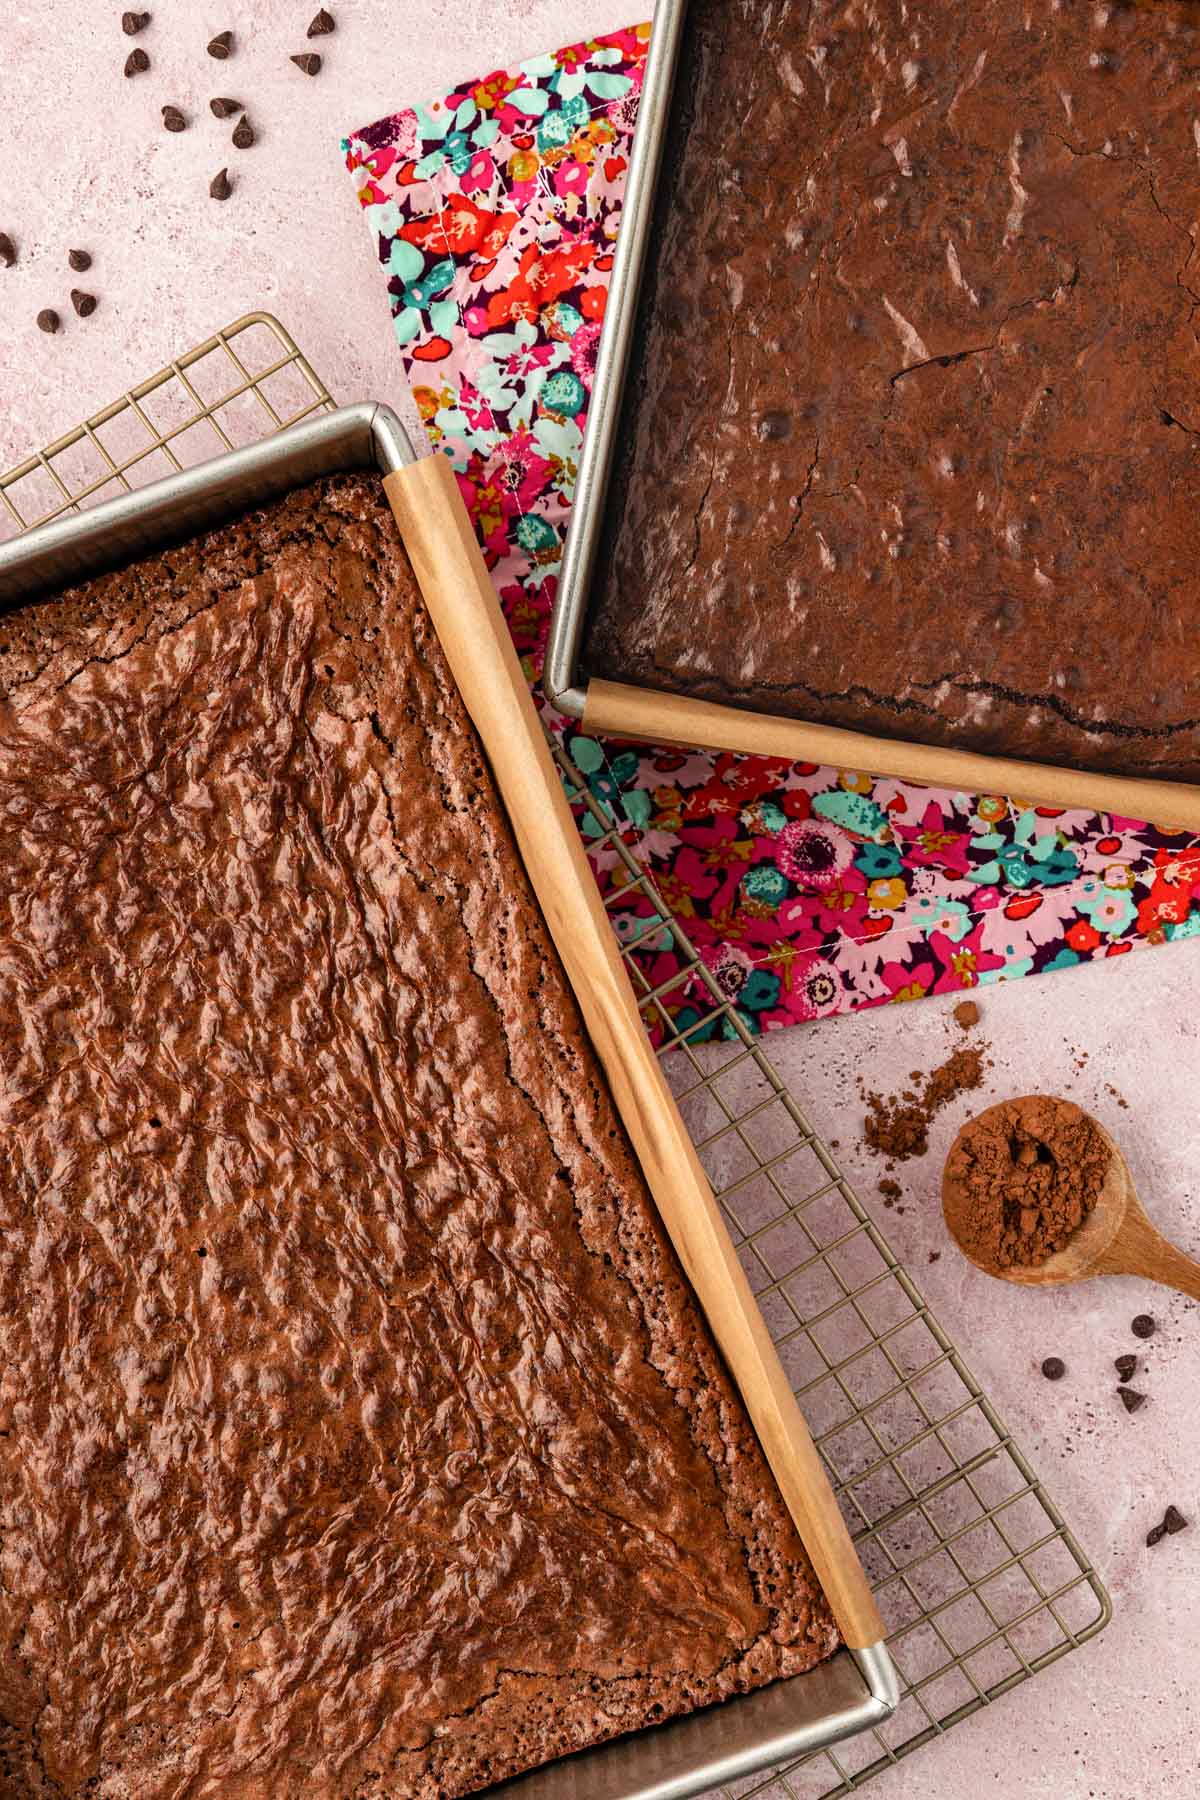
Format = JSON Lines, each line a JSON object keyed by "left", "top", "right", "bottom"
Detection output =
{"left": 1114, "top": 1353, "right": 1138, "bottom": 1382}
{"left": 0, "top": 233, "right": 15, "bottom": 268}
{"left": 1041, "top": 1356, "right": 1066, "bottom": 1381}
{"left": 953, "top": 999, "right": 980, "bottom": 1031}
{"left": 1146, "top": 1521, "right": 1167, "bottom": 1547}
{"left": 124, "top": 46, "right": 150, "bottom": 74}
{"left": 1164, "top": 1505, "right": 1189, "bottom": 1535}
{"left": 162, "top": 104, "right": 187, "bottom": 132}
{"left": 1117, "top": 1385, "right": 1146, "bottom": 1414}
{"left": 307, "top": 6, "right": 335, "bottom": 34}
{"left": 207, "top": 30, "right": 233, "bottom": 59}
{"left": 121, "top": 9, "right": 150, "bottom": 32}
{"left": 37, "top": 309, "right": 61, "bottom": 334}
{"left": 1131, "top": 1313, "right": 1156, "bottom": 1340}
{"left": 210, "top": 96, "right": 241, "bottom": 118}
{"left": 290, "top": 52, "right": 322, "bottom": 75}
{"left": 68, "top": 247, "right": 92, "bottom": 272}
{"left": 71, "top": 289, "right": 97, "bottom": 318}
{"left": 209, "top": 167, "right": 233, "bottom": 200}
{"left": 232, "top": 113, "right": 255, "bottom": 149}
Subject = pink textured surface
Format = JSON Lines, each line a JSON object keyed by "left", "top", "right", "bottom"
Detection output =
{"left": 771, "top": 940, "right": 1200, "bottom": 1800}
{"left": 0, "top": 4, "right": 1196, "bottom": 1798}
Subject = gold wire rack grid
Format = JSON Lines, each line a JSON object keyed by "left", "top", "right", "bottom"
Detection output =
{"left": 0, "top": 313, "right": 333, "bottom": 540}
{"left": 0, "top": 313, "right": 1110, "bottom": 1799}
{"left": 553, "top": 749, "right": 1111, "bottom": 1795}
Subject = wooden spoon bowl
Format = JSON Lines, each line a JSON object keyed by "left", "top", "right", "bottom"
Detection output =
{"left": 942, "top": 1096, "right": 1200, "bottom": 1299}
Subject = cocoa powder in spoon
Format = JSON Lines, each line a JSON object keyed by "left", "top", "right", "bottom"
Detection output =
{"left": 944, "top": 1094, "right": 1109, "bottom": 1269}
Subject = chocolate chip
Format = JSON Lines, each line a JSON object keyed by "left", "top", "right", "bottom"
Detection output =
{"left": 124, "top": 46, "right": 150, "bottom": 74}
{"left": 307, "top": 7, "right": 335, "bottom": 35}
{"left": 1114, "top": 1353, "right": 1138, "bottom": 1382}
{"left": 1146, "top": 1521, "right": 1167, "bottom": 1547}
{"left": 37, "top": 309, "right": 61, "bottom": 334}
{"left": 121, "top": 9, "right": 150, "bottom": 32}
{"left": 1131, "top": 1313, "right": 1156, "bottom": 1339}
{"left": 207, "top": 30, "right": 233, "bottom": 59}
{"left": 0, "top": 233, "right": 14, "bottom": 268}
{"left": 71, "top": 289, "right": 97, "bottom": 318}
{"left": 162, "top": 105, "right": 187, "bottom": 132}
{"left": 1117, "top": 1385, "right": 1146, "bottom": 1414}
{"left": 290, "top": 52, "right": 322, "bottom": 75}
{"left": 210, "top": 96, "right": 241, "bottom": 119}
{"left": 209, "top": 167, "right": 233, "bottom": 200}
{"left": 1041, "top": 1356, "right": 1066, "bottom": 1381}
{"left": 232, "top": 114, "right": 255, "bottom": 149}
{"left": 1164, "top": 1505, "right": 1189, "bottom": 1535}
{"left": 68, "top": 248, "right": 92, "bottom": 272}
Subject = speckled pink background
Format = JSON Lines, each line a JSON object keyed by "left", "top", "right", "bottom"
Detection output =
{"left": 1, "top": 5, "right": 1197, "bottom": 1796}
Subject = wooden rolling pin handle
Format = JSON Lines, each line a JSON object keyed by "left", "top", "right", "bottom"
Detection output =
{"left": 384, "top": 453, "right": 886, "bottom": 1652}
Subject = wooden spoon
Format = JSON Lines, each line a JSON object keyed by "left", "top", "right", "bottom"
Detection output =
{"left": 942, "top": 1096, "right": 1200, "bottom": 1298}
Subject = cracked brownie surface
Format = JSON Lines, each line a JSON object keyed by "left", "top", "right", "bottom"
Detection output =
{"left": 0, "top": 474, "right": 836, "bottom": 1799}
{"left": 586, "top": 0, "right": 1200, "bottom": 778}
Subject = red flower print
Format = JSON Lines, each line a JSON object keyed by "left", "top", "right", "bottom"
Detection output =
{"left": 410, "top": 336, "right": 453, "bottom": 362}
{"left": 1065, "top": 920, "right": 1101, "bottom": 953}
{"left": 402, "top": 194, "right": 517, "bottom": 260}
{"left": 781, "top": 790, "right": 813, "bottom": 821}
{"left": 580, "top": 285, "right": 607, "bottom": 321}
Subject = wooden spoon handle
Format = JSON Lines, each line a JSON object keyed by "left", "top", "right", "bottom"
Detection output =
{"left": 1099, "top": 1209, "right": 1200, "bottom": 1301}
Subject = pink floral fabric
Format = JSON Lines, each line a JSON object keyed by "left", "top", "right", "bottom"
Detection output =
{"left": 342, "top": 27, "right": 1200, "bottom": 1043}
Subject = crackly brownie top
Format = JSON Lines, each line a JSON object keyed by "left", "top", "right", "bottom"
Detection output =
{"left": 0, "top": 475, "right": 834, "bottom": 1799}
{"left": 586, "top": 0, "right": 1200, "bottom": 776}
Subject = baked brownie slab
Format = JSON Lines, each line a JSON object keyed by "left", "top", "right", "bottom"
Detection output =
{"left": 0, "top": 475, "right": 836, "bottom": 1799}
{"left": 586, "top": 0, "right": 1200, "bottom": 779}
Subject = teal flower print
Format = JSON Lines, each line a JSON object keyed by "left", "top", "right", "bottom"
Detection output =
{"left": 812, "top": 790, "right": 890, "bottom": 841}
{"left": 742, "top": 799, "right": 788, "bottom": 835}
{"left": 536, "top": 94, "right": 590, "bottom": 153}
{"left": 540, "top": 369, "right": 588, "bottom": 418}
{"left": 391, "top": 256, "right": 457, "bottom": 347}
{"left": 855, "top": 842, "right": 903, "bottom": 880}
{"left": 740, "top": 968, "right": 782, "bottom": 1011}
{"left": 513, "top": 512, "right": 559, "bottom": 556}
{"left": 743, "top": 865, "right": 790, "bottom": 906}
{"left": 545, "top": 300, "right": 585, "bottom": 340}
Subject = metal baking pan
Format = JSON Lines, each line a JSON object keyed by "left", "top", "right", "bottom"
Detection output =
{"left": 0, "top": 401, "right": 414, "bottom": 605}
{"left": 543, "top": 0, "right": 1200, "bottom": 834}
{"left": 0, "top": 396, "right": 896, "bottom": 1796}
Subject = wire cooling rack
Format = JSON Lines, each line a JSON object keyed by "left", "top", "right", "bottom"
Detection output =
{"left": 0, "top": 313, "right": 1110, "bottom": 1799}
{"left": 0, "top": 313, "right": 332, "bottom": 539}
{"left": 555, "top": 751, "right": 1110, "bottom": 1796}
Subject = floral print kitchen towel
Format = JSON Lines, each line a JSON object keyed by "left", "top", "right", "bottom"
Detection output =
{"left": 342, "top": 25, "right": 1200, "bottom": 1043}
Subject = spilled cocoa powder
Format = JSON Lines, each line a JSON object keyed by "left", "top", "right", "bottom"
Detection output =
{"left": 942, "top": 1094, "right": 1111, "bottom": 1269}
{"left": 862, "top": 1046, "right": 988, "bottom": 1163}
